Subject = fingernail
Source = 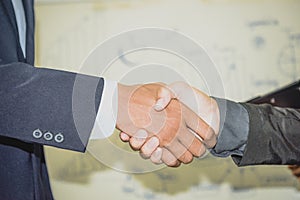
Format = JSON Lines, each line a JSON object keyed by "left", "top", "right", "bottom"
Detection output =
{"left": 154, "top": 98, "right": 164, "bottom": 110}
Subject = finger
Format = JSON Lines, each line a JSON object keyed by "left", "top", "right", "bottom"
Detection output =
{"left": 129, "top": 129, "right": 148, "bottom": 150}
{"left": 140, "top": 136, "right": 160, "bottom": 158}
{"left": 168, "top": 82, "right": 221, "bottom": 137}
{"left": 161, "top": 148, "right": 181, "bottom": 167}
{"left": 154, "top": 87, "right": 173, "bottom": 111}
{"left": 183, "top": 105, "right": 217, "bottom": 148}
{"left": 155, "top": 82, "right": 191, "bottom": 111}
{"left": 165, "top": 140, "right": 193, "bottom": 164}
{"left": 198, "top": 148, "right": 209, "bottom": 159}
{"left": 168, "top": 82, "right": 189, "bottom": 99}
{"left": 179, "top": 150, "right": 193, "bottom": 164}
{"left": 119, "top": 132, "right": 130, "bottom": 142}
{"left": 177, "top": 128, "right": 206, "bottom": 157}
{"left": 288, "top": 165, "right": 298, "bottom": 170}
{"left": 150, "top": 147, "right": 163, "bottom": 164}
{"left": 169, "top": 82, "right": 208, "bottom": 113}
{"left": 290, "top": 166, "right": 300, "bottom": 177}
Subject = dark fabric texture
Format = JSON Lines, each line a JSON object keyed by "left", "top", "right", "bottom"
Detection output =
{"left": 0, "top": 0, "right": 104, "bottom": 199}
{"left": 210, "top": 98, "right": 249, "bottom": 157}
{"left": 232, "top": 103, "right": 300, "bottom": 166}
{"left": 0, "top": 0, "right": 25, "bottom": 65}
{"left": 0, "top": 62, "right": 104, "bottom": 151}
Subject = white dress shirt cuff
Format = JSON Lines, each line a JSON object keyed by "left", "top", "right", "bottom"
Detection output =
{"left": 90, "top": 79, "right": 118, "bottom": 139}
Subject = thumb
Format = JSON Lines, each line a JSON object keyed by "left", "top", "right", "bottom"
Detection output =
{"left": 154, "top": 86, "right": 174, "bottom": 111}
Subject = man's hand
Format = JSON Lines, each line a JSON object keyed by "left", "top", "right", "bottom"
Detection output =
{"left": 154, "top": 82, "right": 220, "bottom": 135}
{"left": 119, "top": 82, "right": 219, "bottom": 167}
{"left": 117, "top": 83, "right": 216, "bottom": 166}
{"left": 288, "top": 165, "right": 300, "bottom": 182}
{"left": 149, "top": 82, "right": 220, "bottom": 166}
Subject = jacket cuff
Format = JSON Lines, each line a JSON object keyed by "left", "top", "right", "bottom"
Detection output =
{"left": 90, "top": 79, "right": 118, "bottom": 139}
{"left": 210, "top": 98, "right": 249, "bottom": 159}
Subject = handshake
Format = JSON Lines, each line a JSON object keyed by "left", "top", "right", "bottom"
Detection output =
{"left": 116, "top": 82, "right": 220, "bottom": 167}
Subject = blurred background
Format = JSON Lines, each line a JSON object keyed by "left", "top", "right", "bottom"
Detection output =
{"left": 34, "top": 0, "right": 300, "bottom": 199}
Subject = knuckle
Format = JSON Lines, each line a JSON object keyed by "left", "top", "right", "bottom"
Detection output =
{"left": 192, "top": 143, "right": 206, "bottom": 158}
{"left": 139, "top": 151, "right": 150, "bottom": 159}
{"left": 129, "top": 143, "right": 139, "bottom": 151}
{"left": 150, "top": 157, "right": 160, "bottom": 164}
{"left": 194, "top": 146, "right": 204, "bottom": 157}
{"left": 140, "top": 149, "right": 151, "bottom": 158}
{"left": 166, "top": 160, "right": 179, "bottom": 167}
{"left": 191, "top": 139, "right": 204, "bottom": 157}
{"left": 129, "top": 139, "right": 142, "bottom": 150}
{"left": 202, "top": 127, "right": 215, "bottom": 142}
{"left": 162, "top": 153, "right": 178, "bottom": 167}
{"left": 198, "top": 145, "right": 207, "bottom": 157}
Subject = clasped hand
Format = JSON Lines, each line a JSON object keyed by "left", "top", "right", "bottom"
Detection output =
{"left": 116, "top": 82, "right": 220, "bottom": 167}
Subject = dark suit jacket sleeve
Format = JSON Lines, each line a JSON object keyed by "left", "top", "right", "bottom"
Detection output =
{"left": 210, "top": 98, "right": 249, "bottom": 158}
{"left": 232, "top": 103, "right": 300, "bottom": 166}
{"left": 0, "top": 62, "right": 104, "bottom": 152}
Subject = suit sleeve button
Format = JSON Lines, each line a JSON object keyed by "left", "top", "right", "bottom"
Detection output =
{"left": 33, "top": 129, "right": 43, "bottom": 139}
{"left": 44, "top": 132, "right": 53, "bottom": 141}
{"left": 54, "top": 133, "right": 64, "bottom": 143}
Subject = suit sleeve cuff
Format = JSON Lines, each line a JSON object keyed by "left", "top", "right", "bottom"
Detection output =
{"left": 210, "top": 97, "right": 249, "bottom": 158}
{"left": 90, "top": 79, "right": 118, "bottom": 139}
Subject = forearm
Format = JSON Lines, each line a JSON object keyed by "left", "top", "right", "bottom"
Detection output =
{"left": 0, "top": 62, "right": 104, "bottom": 152}
{"left": 210, "top": 98, "right": 249, "bottom": 159}
{"left": 236, "top": 103, "right": 300, "bottom": 166}
{"left": 211, "top": 97, "right": 300, "bottom": 166}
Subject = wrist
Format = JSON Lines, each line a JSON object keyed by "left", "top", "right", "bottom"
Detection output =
{"left": 116, "top": 83, "right": 127, "bottom": 130}
{"left": 210, "top": 97, "right": 220, "bottom": 136}
{"left": 90, "top": 79, "right": 118, "bottom": 139}
{"left": 116, "top": 83, "right": 139, "bottom": 130}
